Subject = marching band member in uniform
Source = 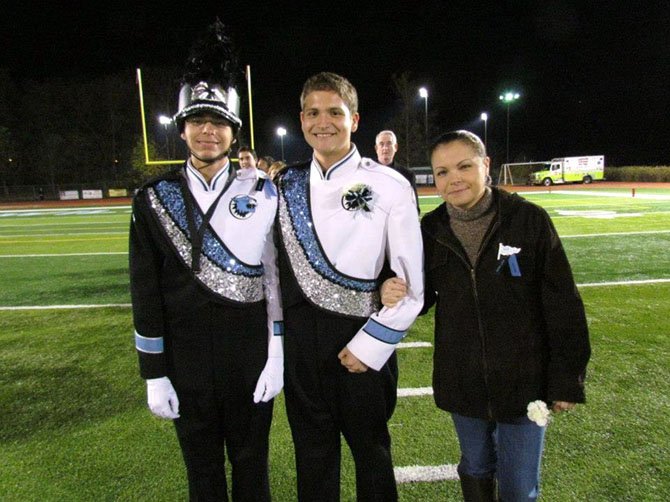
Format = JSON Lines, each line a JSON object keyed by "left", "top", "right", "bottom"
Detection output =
{"left": 275, "top": 72, "right": 424, "bottom": 501}
{"left": 129, "top": 22, "right": 283, "bottom": 501}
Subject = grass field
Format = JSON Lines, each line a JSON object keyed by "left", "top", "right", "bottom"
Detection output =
{"left": 1, "top": 187, "right": 669, "bottom": 501}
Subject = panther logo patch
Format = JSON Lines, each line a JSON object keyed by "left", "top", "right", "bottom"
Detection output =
{"left": 229, "top": 195, "right": 258, "bottom": 220}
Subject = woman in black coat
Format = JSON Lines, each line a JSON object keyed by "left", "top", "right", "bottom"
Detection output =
{"left": 383, "top": 130, "right": 590, "bottom": 501}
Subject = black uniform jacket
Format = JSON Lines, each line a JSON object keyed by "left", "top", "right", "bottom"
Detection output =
{"left": 422, "top": 187, "right": 591, "bottom": 421}
{"left": 130, "top": 169, "right": 269, "bottom": 389}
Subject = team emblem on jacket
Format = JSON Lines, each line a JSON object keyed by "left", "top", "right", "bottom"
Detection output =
{"left": 341, "top": 183, "right": 374, "bottom": 212}
{"left": 229, "top": 194, "right": 258, "bottom": 219}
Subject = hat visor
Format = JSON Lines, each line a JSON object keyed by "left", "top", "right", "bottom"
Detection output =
{"left": 174, "top": 103, "right": 242, "bottom": 129}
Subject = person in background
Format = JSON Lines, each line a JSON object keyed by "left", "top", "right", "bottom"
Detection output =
{"left": 129, "top": 21, "right": 283, "bottom": 501}
{"left": 268, "top": 159, "right": 286, "bottom": 182}
{"left": 375, "top": 130, "right": 419, "bottom": 213}
{"left": 275, "top": 72, "right": 424, "bottom": 501}
{"left": 237, "top": 145, "right": 258, "bottom": 169}
{"left": 382, "top": 130, "right": 590, "bottom": 502}
{"left": 258, "top": 155, "right": 274, "bottom": 173}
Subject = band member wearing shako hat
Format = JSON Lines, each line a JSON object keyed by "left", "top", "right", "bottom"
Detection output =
{"left": 129, "top": 20, "right": 283, "bottom": 501}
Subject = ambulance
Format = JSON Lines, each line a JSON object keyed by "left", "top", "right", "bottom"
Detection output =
{"left": 529, "top": 155, "right": 605, "bottom": 186}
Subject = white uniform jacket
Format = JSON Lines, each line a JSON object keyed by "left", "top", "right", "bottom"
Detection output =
{"left": 131, "top": 161, "right": 283, "bottom": 378}
{"left": 277, "top": 146, "right": 423, "bottom": 370}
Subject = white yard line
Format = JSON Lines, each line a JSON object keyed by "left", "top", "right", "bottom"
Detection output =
{"left": 523, "top": 190, "right": 670, "bottom": 200}
{"left": 0, "top": 221, "right": 126, "bottom": 228}
{"left": 0, "top": 304, "right": 131, "bottom": 310}
{"left": 395, "top": 464, "right": 459, "bottom": 483}
{"left": 578, "top": 278, "right": 670, "bottom": 287}
{"left": 0, "top": 231, "right": 128, "bottom": 238}
{"left": 561, "top": 229, "right": 670, "bottom": 238}
{"left": 0, "top": 252, "right": 126, "bottom": 258}
{"left": 0, "top": 206, "right": 131, "bottom": 215}
{"left": 398, "top": 387, "right": 434, "bottom": 397}
{"left": 1, "top": 277, "right": 668, "bottom": 310}
{"left": 3, "top": 228, "right": 668, "bottom": 258}
{"left": 397, "top": 341, "right": 433, "bottom": 348}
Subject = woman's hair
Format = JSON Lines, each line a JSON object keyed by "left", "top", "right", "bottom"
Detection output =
{"left": 428, "top": 130, "right": 486, "bottom": 159}
{"left": 269, "top": 160, "right": 287, "bottom": 180}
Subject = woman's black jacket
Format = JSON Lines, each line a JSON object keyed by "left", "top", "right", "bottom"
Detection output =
{"left": 421, "top": 187, "right": 591, "bottom": 421}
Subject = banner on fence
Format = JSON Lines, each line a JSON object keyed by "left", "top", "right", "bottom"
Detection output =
{"left": 108, "top": 188, "right": 128, "bottom": 197}
{"left": 82, "top": 189, "right": 103, "bottom": 199}
{"left": 59, "top": 190, "right": 79, "bottom": 200}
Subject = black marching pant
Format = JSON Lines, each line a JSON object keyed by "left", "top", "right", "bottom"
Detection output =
{"left": 170, "top": 302, "right": 273, "bottom": 502}
{"left": 283, "top": 302, "right": 399, "bottom": 502}
{"left": 174, "top": 391, "right": 273, "bottom": 501}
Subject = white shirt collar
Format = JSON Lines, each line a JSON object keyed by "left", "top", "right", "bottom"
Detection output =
{"left": 310, "top": 145, "right": 361, "bottom": 181}
{"left": 185, "top": 160, "right": 231, "bottom": 192}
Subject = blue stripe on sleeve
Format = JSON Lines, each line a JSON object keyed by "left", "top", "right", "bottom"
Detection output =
{"left": 273, "top": 321, "right": 285, "bottom": 336}
{"left": 134, "top": 331, "right": 164, "bottom": 354}
{"left": 362, "top": 319, "right": 406, "bottom": 344}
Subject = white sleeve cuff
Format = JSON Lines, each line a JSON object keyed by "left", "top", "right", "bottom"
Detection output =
{"left": 347, "top": 331, "right": 397, "bottom": 371}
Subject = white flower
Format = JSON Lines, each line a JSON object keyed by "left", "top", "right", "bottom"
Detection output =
{"left": 527, "top": 400, "right": 551, "bottom": 426}
{"left": 341, "top": 183, "right": 374, "bottom": 212}
{"left": 342, "top": 182, "right": 368, "bottom": 197}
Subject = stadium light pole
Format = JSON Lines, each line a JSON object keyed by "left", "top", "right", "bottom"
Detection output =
{"left": 499, "top": 91, "right": 520, "bottom": 165}
{"left": 418, "top": 87, "right": 428, "bottom": 137}
{"left": 276, "top": 126, "right": 287, "bottom": 161}
{"left": 480, "top": 112, "right": 488, "bottom": 148}
{"left": 158, "top": 115, "right": 172, "bottom": 158}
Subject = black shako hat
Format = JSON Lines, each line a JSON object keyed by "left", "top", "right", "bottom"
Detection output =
{"left": 173, "top": 19, "right": 242, "bottom": 131}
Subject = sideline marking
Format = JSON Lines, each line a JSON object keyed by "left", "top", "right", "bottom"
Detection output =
{"left": 395, "top": 464, "right": 459, "bottom": 483}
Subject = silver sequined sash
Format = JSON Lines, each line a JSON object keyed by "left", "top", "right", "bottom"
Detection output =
{"left": 278, "top": 167, "right": 380, "bottom": 317}
{"left": 148, "top": 180, "right": 264, "bottom": 303}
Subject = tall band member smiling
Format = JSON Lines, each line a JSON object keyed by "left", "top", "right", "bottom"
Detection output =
{"left": 275, "top": 72, "right": 423, "bottom": 501}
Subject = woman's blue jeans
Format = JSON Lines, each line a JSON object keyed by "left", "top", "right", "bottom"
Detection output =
{"left": 451, "top": 412, "right": 546, "bottom": 501}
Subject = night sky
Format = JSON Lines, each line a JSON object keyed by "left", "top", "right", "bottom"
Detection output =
{"left": 2, "top": 1, "right": 669, "bottom": 166}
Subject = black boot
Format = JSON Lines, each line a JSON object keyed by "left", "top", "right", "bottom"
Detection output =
{"left": 459, "top": 473, "right": 497, "bottom": 502}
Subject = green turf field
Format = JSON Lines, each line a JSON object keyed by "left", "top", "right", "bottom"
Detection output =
{"left": 1, "top": 189, "right": 669, "bottom": 500}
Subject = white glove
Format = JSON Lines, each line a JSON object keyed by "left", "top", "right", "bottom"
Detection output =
{"left": 253, "top": 356, "right": 284, "bottom": 403}
{"left": 146, "top": 376, "right": 180, "bottom": 419}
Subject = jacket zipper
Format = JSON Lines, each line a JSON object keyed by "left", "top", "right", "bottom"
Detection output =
{"left": 438, "top": 235, "right": 497, "bottom": 420}
{"left": 434, "top": 212, "right": 501, "bottom": 420}
{"left": 472, "top": 220, "right": 500, "bottom": 420}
